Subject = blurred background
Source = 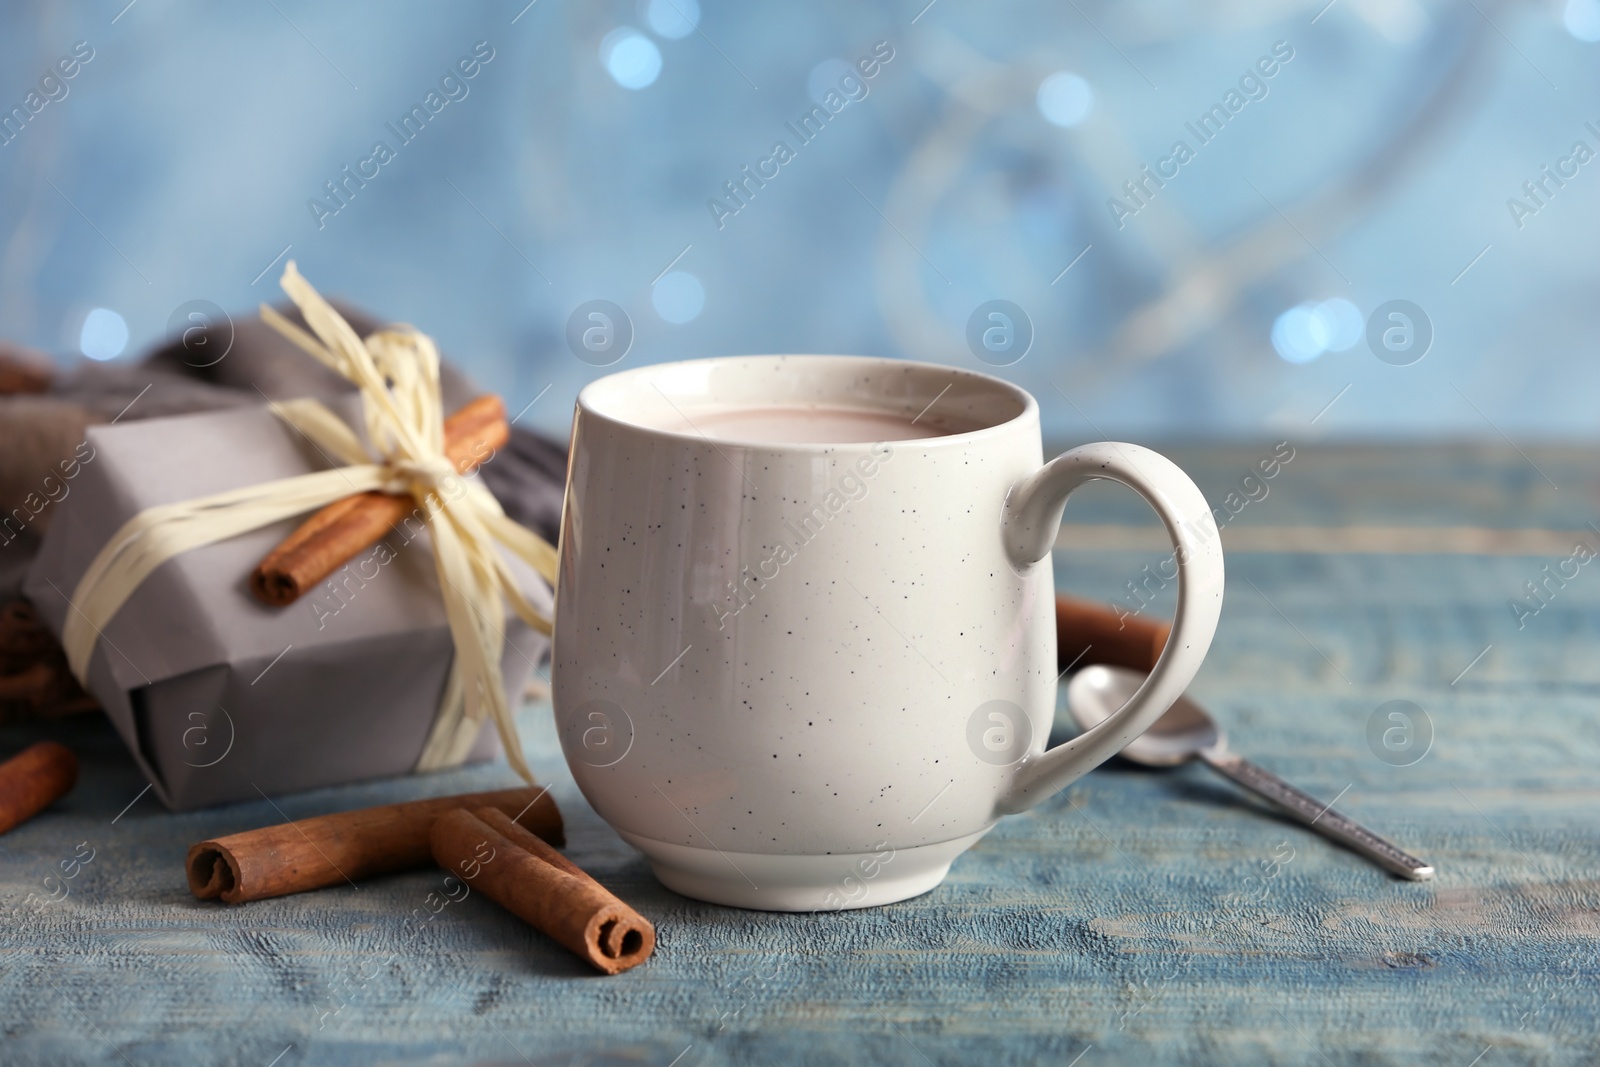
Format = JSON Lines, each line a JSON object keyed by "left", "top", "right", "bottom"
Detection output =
{"left": 1, "top": 0, "right": 1596, "bottom": 443}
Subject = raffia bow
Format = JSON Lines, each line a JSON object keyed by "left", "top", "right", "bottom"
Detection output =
{"left": 61, "top": 263, "right": 556, "bottom": 782}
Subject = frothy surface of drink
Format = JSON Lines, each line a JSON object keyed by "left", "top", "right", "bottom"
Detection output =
{"left": 665, "top": 404, "right": 978, "bottom": 443}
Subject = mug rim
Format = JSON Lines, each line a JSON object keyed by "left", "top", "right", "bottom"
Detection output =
{"left": 575, "top": 354, "right": 1038, "bottom": 452}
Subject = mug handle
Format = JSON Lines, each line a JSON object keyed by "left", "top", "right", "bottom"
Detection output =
{"left": 995, "top": 442, "right": 1225, "bottom": 815}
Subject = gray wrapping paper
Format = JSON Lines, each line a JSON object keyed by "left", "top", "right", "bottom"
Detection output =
{"left": 21, "top": 397, "right": 551, "bottom": 810}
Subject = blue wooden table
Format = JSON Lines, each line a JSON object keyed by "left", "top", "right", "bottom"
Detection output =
{"left": 4, "top": 445, "right": 1597, "bottom": 1065}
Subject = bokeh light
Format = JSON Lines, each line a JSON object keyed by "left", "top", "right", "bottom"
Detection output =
{"left": 645, "top": 0, "right": 699, "bottom": 40}
{"left": 79, "top": 307, "right": 129, "bottom": 361}
{"left": 1317, "top": 298, "right": 1364, "bottom": 351}
{"left": 601, "top": 28, "right": 662, "bottom": 89}
{"left": 1564, "top": 0, "right": 1600, "bottom": 41}
{"left": 1271, "top": 299, "right": 1363, "bottom": 363}
{"left": 652, "top": 271, "right": 705, "bottom": 324}
{"left": 1036, "top": 72, "right": 1093, "bottom": 128}
{"left": 1271, "top": 303, "right": 1329, "bottom": 363}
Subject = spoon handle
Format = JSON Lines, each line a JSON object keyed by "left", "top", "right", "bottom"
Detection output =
{"left": 1199, "top": 748, "right": 1435, "bottom": 880}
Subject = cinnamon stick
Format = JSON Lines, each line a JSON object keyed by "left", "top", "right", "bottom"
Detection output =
{"left": 0, "top": 741, "right": 78, "bottom": 835}
{"left": 431, "top": 807, "right": 655, "bottom": 975}
{"left": 1056, "top": 594, "right": 1170, "bottom": 673}
{"left": 249, "top": 394, "right": 510, "bottom": 606}
{"left": 187, "top": 784, "right": 562, "bottom": 904}
{"left": 0, "top": 600, "right": 99, "bottom": 720}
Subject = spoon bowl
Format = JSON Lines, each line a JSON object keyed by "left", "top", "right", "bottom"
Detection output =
{"left": 1067, "top": 664, "right": 1221, "bottom": 766}
{"left": 1063, "top": 664, "right": 1435, "bottom": 880}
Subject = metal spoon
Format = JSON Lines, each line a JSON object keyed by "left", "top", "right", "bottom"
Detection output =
{"left": 1065, "top": 665, "right": 1435, "bottom": 881}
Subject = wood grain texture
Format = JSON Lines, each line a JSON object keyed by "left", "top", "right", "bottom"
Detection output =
{"left": 1, "top": 445, "right": 1596, "bottom": 1065}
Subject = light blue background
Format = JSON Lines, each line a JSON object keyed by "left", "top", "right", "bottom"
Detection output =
{"left": 2, "top": 0, "right": 1596, "bottom": 442}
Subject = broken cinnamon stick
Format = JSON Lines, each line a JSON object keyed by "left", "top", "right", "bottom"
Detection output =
{"left": 1057, "top": 594, "right": 1170, "bottom": 673}
{"left": 187, "top": 784, "right": 562, "bottom": 904}
{"left": 431, "top": 807, "right": 655, "bottom": 975}
{"left": 249, "top": 394, "right": 510, "bottom": 606}
{"left": 0, "top": 741, "right": 78, "bottom": 835}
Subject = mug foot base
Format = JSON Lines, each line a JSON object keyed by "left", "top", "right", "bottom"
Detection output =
{"left": 616, "top": 829, "right": 991, "bottom": 911}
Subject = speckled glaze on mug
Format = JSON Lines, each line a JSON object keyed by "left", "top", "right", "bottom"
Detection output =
{"left": 553, "top": 356, "right": 1224, "bottom": 910}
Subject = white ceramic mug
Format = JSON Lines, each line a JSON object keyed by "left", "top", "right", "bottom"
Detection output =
{"left": 552, "top": 356, "right": 1223, "bottom": 910}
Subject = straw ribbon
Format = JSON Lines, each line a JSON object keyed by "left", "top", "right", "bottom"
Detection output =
{"left": 60, "top": 262, "right": 556, "bottom": 783}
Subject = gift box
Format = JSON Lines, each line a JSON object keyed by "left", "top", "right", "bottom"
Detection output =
{"left": 22, "top": 396, "right": 550, "bottom": 810}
